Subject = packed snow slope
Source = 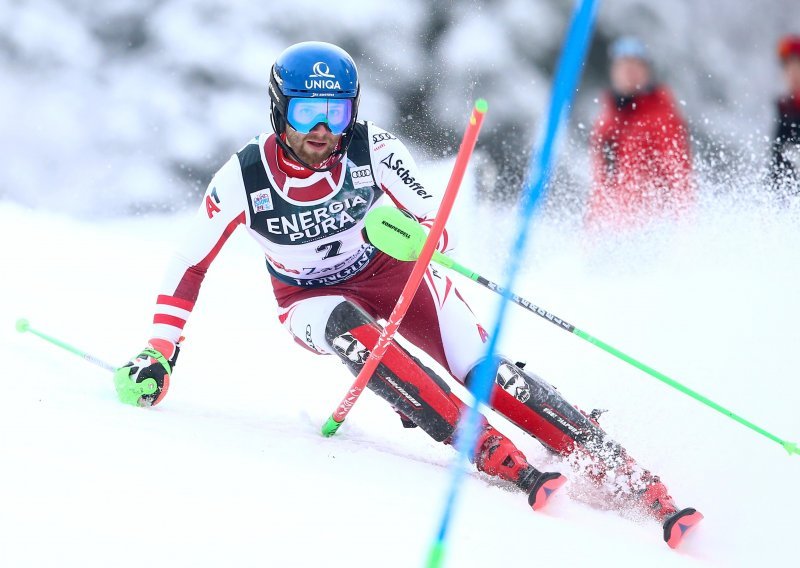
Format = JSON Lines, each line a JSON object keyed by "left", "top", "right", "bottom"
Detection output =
{"left": 1, "top": 184, "right": 799, "bottom": 567}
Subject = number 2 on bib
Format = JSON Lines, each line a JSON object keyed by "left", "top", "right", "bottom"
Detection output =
{"left": 316, "top": 240, "right": 343, "bottom": 259}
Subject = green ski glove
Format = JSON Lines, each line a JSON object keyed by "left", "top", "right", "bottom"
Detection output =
{"left": 114, "top": 338, "right": 180, "bottom": 407}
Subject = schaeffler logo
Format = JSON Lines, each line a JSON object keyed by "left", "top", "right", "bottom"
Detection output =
{"left": 306, "top": 61, "right": 342, "bottom": 90}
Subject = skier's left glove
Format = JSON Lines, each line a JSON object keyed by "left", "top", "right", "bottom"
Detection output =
{"left": 114, "top": 338, "right": 181, "bottom": 407}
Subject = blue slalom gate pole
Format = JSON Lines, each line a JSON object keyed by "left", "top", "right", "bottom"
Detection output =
{"left": 425, "top": 1, "right": 600, "bottom": 566}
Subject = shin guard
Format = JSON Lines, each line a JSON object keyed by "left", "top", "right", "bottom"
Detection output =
{"left": 325, "top": 301, "right": 460, "bottom": 442}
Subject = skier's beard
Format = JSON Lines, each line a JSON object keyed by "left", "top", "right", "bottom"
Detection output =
{"left": 285, "top": 126, "right": 341, "bottom": 168}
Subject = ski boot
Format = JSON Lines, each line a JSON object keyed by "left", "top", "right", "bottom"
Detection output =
{"left": 618, "top": 459, "right": 704, "bottom": 548}
{"left": 639, "top": 477, "right": 703, "bottom": 548}
{"left": 568, "top": 441, "right": 703, "bottom": 548}
{"left": 473, "top": 425, "right": 567, "bottom": 511}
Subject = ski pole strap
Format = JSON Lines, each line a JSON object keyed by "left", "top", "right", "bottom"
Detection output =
{"left": 141, "top": 346, "right": 172, "bottom": 375}
{"left": 16, "top": 318, "right": 117, "bottom": 372}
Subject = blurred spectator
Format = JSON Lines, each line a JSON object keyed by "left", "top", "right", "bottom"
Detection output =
{"left": 586, "top": 37, "right": 692, "bottom": 230}
{"left": 769, "top": 34, "right": 800, "bottom": 198}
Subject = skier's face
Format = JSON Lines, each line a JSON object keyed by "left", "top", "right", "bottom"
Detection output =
{"left": 285, "top": 123, "right": 341, "bottom": 166}
{"left": 610, "top": 57, "right": 651, "bottom": 96}
{"left": 783, "top": 57, "right": 800, "bottom": 94}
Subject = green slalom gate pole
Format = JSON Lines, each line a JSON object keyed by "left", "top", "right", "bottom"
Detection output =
{"left": 15, "top": 318, "right": 117, "bottom": 372}
{"left": 364, "top": 207, "right": 800, "bottom": 457}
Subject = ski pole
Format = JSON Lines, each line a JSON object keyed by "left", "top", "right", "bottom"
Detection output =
{"left": 15, "top": 318, "right": 117, "bottom": 372}
{"left": 364, "top": 208, "right": 800, "bottom": 458}
{"left": 320, "top": 99, "right": 489, "bottom": 438}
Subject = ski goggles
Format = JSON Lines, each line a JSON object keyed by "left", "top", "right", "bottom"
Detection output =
{"left": 286, "top": 97, "right": 353, "bottom": 135}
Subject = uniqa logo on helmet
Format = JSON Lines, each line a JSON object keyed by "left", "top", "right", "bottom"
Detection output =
{"left": 306, "top": 61, "right": 341, "bottom": 90}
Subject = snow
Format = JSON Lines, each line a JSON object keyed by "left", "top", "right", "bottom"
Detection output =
{"left": 2, "top": 177, "right": 799, "bottom": 566}
{"left": 3, "top": 1, "right": 800, "bottom": 564}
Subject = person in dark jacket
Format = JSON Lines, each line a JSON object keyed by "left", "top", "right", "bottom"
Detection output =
{"left": 770, "top": 35, "right": 800, "bottom": 198}
{"left": 587, "top": 37, "right": 693, "bottom": 231}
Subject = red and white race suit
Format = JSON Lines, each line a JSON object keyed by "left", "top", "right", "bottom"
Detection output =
{"left": 151, "top": 121, "right": 488, "bottom": 380}
{"left": 146, "top": 120, "right": 687, "bottom": 517}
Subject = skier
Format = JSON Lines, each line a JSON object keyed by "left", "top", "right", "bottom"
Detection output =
{"left": 114, "top": 41, "right": 701, "bottom": 546}
{"left": 586, "top": 37, "right": 693, "bottom": 231}
{"left": 769, "top": 34, "right": 800, "bottom": 198}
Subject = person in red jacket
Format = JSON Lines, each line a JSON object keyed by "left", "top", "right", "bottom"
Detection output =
{"left": 769, "top": 34, "right": 800, "bottom": 198}
{"left": 587, "top": 37, "right": 693, "bottom": 231}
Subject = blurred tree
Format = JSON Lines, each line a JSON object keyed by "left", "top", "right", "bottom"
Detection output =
{"left": 2, "top": 0, "right": 799, "bottom": 216}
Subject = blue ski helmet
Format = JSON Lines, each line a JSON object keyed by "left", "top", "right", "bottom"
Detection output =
{"left": 269, "top": 41, "right": 361, "bottom": 171}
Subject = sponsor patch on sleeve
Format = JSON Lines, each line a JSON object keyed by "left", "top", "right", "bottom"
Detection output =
{"left": 350, "top": 165, "right": 374, "bottom": 189}
{"left": 250, "top": 189, "right": 274, "bottom": 212}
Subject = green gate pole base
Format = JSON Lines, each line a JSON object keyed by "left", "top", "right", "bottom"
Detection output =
{"left": 321, "top": 416, "right": 343, "bottom": 438}
{"left": 425, "top": 541, "right": 446, "bottom": 568}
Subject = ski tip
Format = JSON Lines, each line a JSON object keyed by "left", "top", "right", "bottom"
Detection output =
{"left": 663, "top": 507, "right": 704, "bottom": 549}
{"left": 15, "top": 318, "right": 30, "bottom": 333}
{"left": 527, "top": 472, "right": 567, "bottom": 511}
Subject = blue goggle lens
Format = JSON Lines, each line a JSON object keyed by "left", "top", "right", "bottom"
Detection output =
{"left": 286, "top": 98, "right": 353, "bottom": 135}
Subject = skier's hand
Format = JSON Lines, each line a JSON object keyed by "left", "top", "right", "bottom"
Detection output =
{"left": 114, "top": 338, "right": 180, "bottom": 407}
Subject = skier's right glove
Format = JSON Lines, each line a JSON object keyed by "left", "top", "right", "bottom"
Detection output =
{"left": 114, "top": 338, "right": 180, "bottom": 407}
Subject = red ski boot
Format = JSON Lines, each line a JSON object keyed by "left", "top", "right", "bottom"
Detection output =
{"left": 629, "top": 469, "right": 704, "bottom": 548}
{"left": 472, "top": 425, "right": 567, "bottom": 511}
{"left": 639, "top": 476, "right": 678, "bottom": 521}
{"left": 570, "top": 443, "right": 703, "bottom": 548}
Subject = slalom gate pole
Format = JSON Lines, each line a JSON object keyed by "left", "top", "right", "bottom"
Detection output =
{"left": 15, "top": 318, "right": 117, "bottom": 372}
{"left": 320, "top": 99, "right": 489, "bottom": 438}
{"left": 426, "top": 2, "right": 599, "bottom": 566}
{"left": 364, "top": 209, "right": 800, "bottom": 457}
